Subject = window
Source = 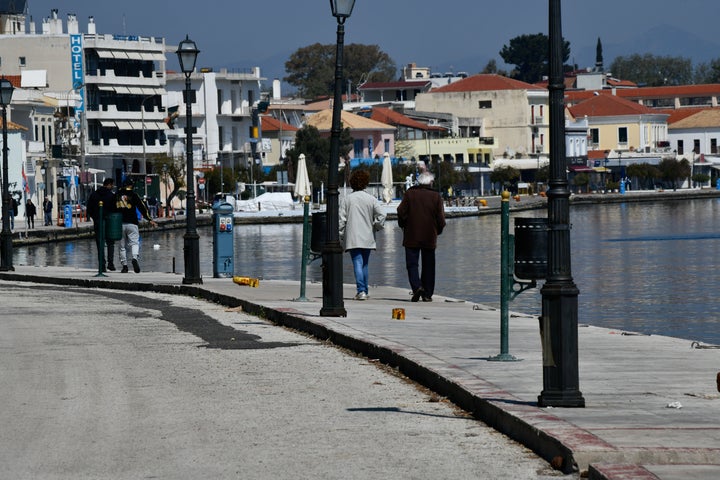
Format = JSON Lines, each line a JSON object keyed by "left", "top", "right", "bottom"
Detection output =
{"left": 712, "top": 139, "right": 717, "bottom": 154}
{"left": 693, "top": 139, "right": 700, "bottom": 154}
{"left": 590, "top": 128, "right": 599, "bottom": 145}
{"left": 478, "top": 100, "right": 492, "bottom": 109}
{"left": 677, "top": 140, "right": 684, "bottom": 155}
{"left": 384, "top": 139, "right": 390, "bottom": 153}
{"left": 19, "top": 56, "right": 25, "bottom": 66}
{"left": 353, "top": 139, "right": 364, "bottom": 158}
{"left": 618, "top": 127, "right": 628, "bottom": 145}
{"left": 217, "top": 90, "right": 223, "bottom": 111}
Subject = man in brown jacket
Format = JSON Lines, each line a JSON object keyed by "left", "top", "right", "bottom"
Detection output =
{"left": 397, "top": 171, "right": 446, "bottom": 302}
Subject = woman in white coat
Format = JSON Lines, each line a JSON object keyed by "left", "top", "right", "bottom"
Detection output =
{"left": 339, "top": 169, "right": 386, "bottom": 300}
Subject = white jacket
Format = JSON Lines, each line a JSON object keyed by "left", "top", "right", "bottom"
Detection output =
{"left": 339, "top": 190, "right": 386, "bottom": 251}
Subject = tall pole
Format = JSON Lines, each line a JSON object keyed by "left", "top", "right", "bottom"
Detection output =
{"left": 0, "top": 97, "right": 12, "bottom": 271}
{"left": 321, "top": 14, "right": 349, "bottom": 317}
{"left": 183, "top": 72, "right": 202, "bottom": 284}
{"left": 538, "top": 0, "right": 584, "bottom": 407}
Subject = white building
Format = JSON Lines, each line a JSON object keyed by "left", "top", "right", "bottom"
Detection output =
{"left": 0, "top": 7, "right": 168, "bottom": 211}
{"left": 165, "top": 67, "right": 264, "bottom": 174}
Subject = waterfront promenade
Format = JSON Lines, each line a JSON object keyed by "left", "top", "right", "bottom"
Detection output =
{"left": 1, "top": 265, "right": 718, "bottom": 480}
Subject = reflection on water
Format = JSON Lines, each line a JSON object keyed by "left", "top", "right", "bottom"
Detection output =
{"left": 14, "top": 197, "right": 720, "bottom": 344}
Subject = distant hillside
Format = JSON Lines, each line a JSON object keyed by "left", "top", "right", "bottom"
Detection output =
{"left": 575, "top": 24, "right": 720, "bottom": 68}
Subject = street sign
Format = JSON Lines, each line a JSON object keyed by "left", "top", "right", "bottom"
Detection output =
{"left": 146, "top": 176, "right": 152, "bottom": 184}
{"left": 198, "top": 178, "right": 205, "bottom": 184}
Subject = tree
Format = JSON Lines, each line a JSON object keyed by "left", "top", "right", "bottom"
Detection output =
{"left": 499, "top": 33, "right": 570, "bottom": 84}
{"left": 694, "top": 58, "right": 720, "bottom": 84}
{"left": 490, "top": 166, "right": 520, "bottom": 191}
{"left": 626, "top": 163, "right": 659, "bottom": 190}
{"left": 284, "top": 43, "right": 396, "bottom": 98}
{"left": 657, "top": 158, "right": 691, "bottom": 191}
{"left": 284, "top": 125, "right": 353, "bottom": 186}
{"left": 150, "top": 154, "right": 184, "bottom": 211}
{"left": 609, "top": 54, "right": 693, "bottom": 86}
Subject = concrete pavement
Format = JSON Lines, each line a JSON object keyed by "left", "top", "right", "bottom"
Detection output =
{"left": 2, "top": 266, "right": 718, "bottom": 479}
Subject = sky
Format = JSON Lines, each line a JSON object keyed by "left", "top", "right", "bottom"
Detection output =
{"left": 26, "top": 1, "right": 720, "bottom": 86}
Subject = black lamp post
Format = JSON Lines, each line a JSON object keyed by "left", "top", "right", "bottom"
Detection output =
{"left": 0, "top": 77, "right": 15, "bottom": 272}
{"left": 177, "top": 35, "right": 202, "bottom": 285}
{"left": 321, "top": 0, "right": 355, "bottom": 317}
{"left": 538, "top": 0, "right": 585, "bottom": 407}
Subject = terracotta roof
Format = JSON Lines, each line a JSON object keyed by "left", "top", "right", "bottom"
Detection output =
{"left": 668, "top": 108, "right": 720, "bottom": 129}
{"left": 305, "top": 109, "right": 395, "bottom": 131}
{"left": 431, "top": 74, "right": 541, "bottom": 93}
{"left": 261, "top": 115, "right": 298, "bottom": 132}
{"left": 0, "top": 118, "right": 28, "bottom": 131}
{"left": 568, "top": 94, "right": 657, "bottom": 117}
{"left": 359, "top": 80, "right": 430, "bottom": 90}
{"left": 587, "top": 150, "right": 608, "bottom": 160}
{"left": 658, "top": 107, "right": 710, "bottom": 125}
{"left": 368, "top": 107, "right": 443, "bottom": 131}
{"left": 615, "top": 83, "right": 720, "bottom": 99}
{"left": 607, "top": 78, "right": 637, "bottom": 88}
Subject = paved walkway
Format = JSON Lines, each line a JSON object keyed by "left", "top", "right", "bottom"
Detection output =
{"left": 2, "top": 266, "right": 718, "bottom": 480}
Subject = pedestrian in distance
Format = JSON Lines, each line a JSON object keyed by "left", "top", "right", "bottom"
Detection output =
{"left": 397, "top": 171, "right": 446, "bottom": 302}
{"left": 339, "top": 169, "right": 386, "bottom": 301}
{"left": 115, "top": 178, "right": 157, "bottom": 273}
{"left": 87, "top": 178, "right": 118, "bottom": 271}
{"left": 25, "top": 198, "right": 37, "bottom": 229}
{"left": 43, "top": 196, "right": 53, "bottom": 226}
{"left": 10, "top": 196, "right": 18, "bottom": 230}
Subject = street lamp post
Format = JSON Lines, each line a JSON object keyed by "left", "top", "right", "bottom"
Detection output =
{"left": 177, "top": 35, "right": 202, "bottom": 285}
{"left": 217, "top": 159, "right": 224, "bottom": 193}
{"left": 538, "top": 0, "right": 585, "bottom": 408}
{"left": 141, "top": 94, "right": 154, "bottom": 198}
{"left": 0, "top": 77, "right": 15, "bottom": 271}
{"left": 321, "top": 0, "right": 355, "bottom": 317}
{"left": 162, "top": 163, "right": 169, "bottom": 217}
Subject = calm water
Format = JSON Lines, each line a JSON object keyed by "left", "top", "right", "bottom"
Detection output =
{"left": 14, "top": 198, "right": 720, "bottom": 344}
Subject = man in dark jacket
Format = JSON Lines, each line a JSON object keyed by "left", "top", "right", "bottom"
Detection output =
{"left": 397, "top": 171, "right": 446, "bottom": 302}
{"left": 87, "top": 178, "right": 117, "bottom": 271}
{"left": 115, "top": 178, "right": 157, "bottom": 273}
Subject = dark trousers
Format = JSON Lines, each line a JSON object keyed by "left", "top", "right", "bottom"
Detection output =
{"left": 404, "top": 247, "right": 436, "bottom": 297}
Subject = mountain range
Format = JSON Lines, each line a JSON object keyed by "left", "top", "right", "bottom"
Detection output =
{"left": 220, "top": 24, "right": 720, "bottom": 96}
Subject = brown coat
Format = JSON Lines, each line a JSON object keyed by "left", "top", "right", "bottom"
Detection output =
{"left": 397, "top": 185, "right": 446, "bottom": 249}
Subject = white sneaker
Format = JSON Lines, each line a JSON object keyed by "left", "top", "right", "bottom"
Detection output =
{"left": 354, "top": 292, "right": 368, "bottom": 300}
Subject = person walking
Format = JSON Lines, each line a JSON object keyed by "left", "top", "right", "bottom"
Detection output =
{"left": 25, "top": 199, "right": 37, "bottom": 229}
{"left": 115, "top": 178, "right": 157, "bottom": 273}
{"left": 339, "top": 170, "right": 386, "bottom": 300}
{"left": 43, "top": 196, "right": 53, "bottom": 226}
{"left": 87, "top": 178, "right": 117, "bottom": 271}
{"left": 397, "top": 171, "right": 446, "bottom": 302}
{"left": 10, "top": 196, "right": 18, "bottom": 230}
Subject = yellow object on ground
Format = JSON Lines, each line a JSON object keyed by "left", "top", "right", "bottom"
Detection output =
{"left": 233, "top": 276, "right": 259, "bottom": 287}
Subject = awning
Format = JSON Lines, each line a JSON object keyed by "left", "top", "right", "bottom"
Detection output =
{"left": 568, "top": 165, "right": 594, "bottom": 172}
{"left": 100, "top": 120, "right": 117, "bottom": 128}
{"left": 95, "top": 49, "right": 114, "bottom": 59}
{"left": 593, "top": 167, "right": 612, "bottom": 173}
{"left": 492, "top": 158, "right": 548, "bottom": 170}
{"left": 115, "top": 121, "right": 133, "bottom": 130}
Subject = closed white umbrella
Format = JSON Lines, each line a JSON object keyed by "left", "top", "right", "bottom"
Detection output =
{"left": 381, "top": 152, "right": 393, "bottom": 203}
{"left": 294, "top": 154, "right": 312, "bottom": 199}
{"left": 294, "top": 153, "right": 313, "bottom": 302}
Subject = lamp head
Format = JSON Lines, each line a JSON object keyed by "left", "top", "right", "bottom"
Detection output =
{"left": 0, "top": 77, "right": 14, "bottom": 106}
{"left": 176, "top": 35, "right": 200, "bottom": 75}
{"left": 330, "top": 0, "right": 355, "bottom": 19}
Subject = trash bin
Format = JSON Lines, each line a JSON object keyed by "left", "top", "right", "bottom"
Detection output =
{"left": 63, "top": 204, "right": 73, "bottom": 228}
{"left": 212, "top": 202, "right": 235, "bottom": 278}
{"left": 514, "top": 217, "right": 548, "bottom": 280}
{"left": 105, "top": 213, "right": 123, "bottom": 241}
{"left": 310, "top": 212, "right": 327, "bottom": 254}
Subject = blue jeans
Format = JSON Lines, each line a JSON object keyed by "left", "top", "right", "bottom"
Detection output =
{"left": 349, "top": 248, "right": 371, "bottom": 294}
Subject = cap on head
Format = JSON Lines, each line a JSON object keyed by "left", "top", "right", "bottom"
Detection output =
{"left": 122, "top": 178, "right": 134, "bottom": 188}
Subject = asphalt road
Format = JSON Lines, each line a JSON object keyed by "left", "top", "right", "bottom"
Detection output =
{"left": 0, "top": 281, "right": 571, "bottom": 480}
